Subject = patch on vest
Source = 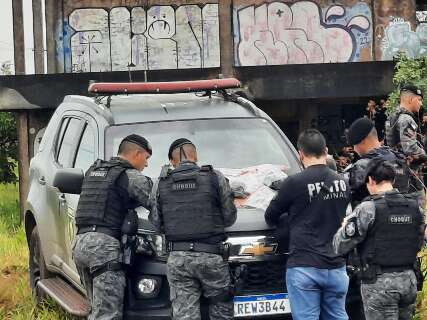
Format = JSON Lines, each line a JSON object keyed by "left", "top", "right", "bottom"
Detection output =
{"left": 172, "top": 182, "right": 197, "bottom": 191}
{"left": 389, "top": 215, "right": 412, "bottom": 224}
{"left": 89, "top": 170, "right": 108, "bottom": 177}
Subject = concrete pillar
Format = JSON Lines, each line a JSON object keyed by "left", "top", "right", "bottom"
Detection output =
{"left": 33, "top": 0, "right": 45, "bottom": 74}
{"left": 219, "top": 0, "right": 234, "bottom": 77}
{"left": 12, "top": 0, "right": 25, "bottom": 75}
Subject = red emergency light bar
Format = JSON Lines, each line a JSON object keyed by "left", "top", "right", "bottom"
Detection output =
{"left": 88, "top": 78, "right": 241, "bottom": 94}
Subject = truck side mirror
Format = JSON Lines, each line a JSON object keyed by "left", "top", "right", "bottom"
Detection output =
{"left": 53, "top": 168, "right": 84, "bottom": 194}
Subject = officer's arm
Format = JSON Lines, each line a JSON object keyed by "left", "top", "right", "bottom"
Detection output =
{"left": 333, "top": 200, "right": 376, "bottom": 255}
{"left": 265, "top": 177, "right": 294, "bottom": 226}
{"left": 126, "top": 169, "right": 152, "bottom": 210}
{"left": 399, "top": 115, "right": 426, "bottom": 156}
{"left": 214, "top": 170, "right": 237, "bottom": 227}
{"left": 148, "top": 178, "right": 163, "bottom": 232}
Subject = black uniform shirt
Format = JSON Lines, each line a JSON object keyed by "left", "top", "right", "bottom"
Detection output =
{"left": 265, "top": 164, "right": 351, "bottom": 269}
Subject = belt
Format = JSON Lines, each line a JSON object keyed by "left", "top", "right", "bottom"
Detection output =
{"left": 77, "top": 225, "right": 121, "bottom": 240}
{"left": 168, "top": 242, "right": 223, "bottom": 255}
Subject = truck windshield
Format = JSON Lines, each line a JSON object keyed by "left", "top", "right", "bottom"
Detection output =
{"left": 105, "top": 118, "right": 300, "bottom": 178}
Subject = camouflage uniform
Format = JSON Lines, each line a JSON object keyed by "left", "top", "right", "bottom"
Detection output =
{"left": 167, "top": 251, "right": 233, "bottom": 320}
{"left": 345, "top": 146, "right": 410, "bottom": 207}
{"left": 149, "top": 162, "right": 237, "bottom": 320}
{"left": 386, "top": 106, "right": 425, "bottom": 157}
{"left": 386, "top": 106, "right": 426, "bottom": 207}
{"left": 333, "top": 193, "right": 425, "bottom": 320}
{"left": 360, "top": 270, "right": 417, "bottom": 320}
{"left": 73, "top": 232, "right": 125, "bottom": 320}
{"left": 73, "top": 166, "right": 152, "bottom": 320}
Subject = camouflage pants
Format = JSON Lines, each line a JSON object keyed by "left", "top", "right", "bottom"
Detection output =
{"left": 167, "top": 251, "right": 234, "bottom": 320}
{"left": 72, "top": 232, "right": 125, "bottom": 320}
{"left": 360, "top": 270, "right": 417, "bottom": 320}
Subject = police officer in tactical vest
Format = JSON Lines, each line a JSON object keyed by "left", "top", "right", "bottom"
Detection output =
{"left": 149, "top": 138, "right": 237, "bottom": 320}
{"left": 334, "top": 159, "right": 425, "bottom": 320}
{"left": 385, "top": 84, "right": 426, "bottom": 206}
{"left": 73, "top": 134, "right": 153, "bottom": 320}
{"left": 346, "top": 117, "right": 411, "bottom": 208}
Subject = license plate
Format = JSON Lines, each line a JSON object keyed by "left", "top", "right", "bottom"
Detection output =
{"left": 234, "top": 293, "right": 291, "bottom": 317}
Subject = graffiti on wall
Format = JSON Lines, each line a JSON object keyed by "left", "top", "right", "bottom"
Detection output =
{"left": 417, "top": 11, "right": 427, "bottom": 23}
{"left": 234, "top": 1, "right": 372, "bottom": 66}
{"left": 381, "top": 17, "right": 427, "bottom": 60}
{"left": 63, "top": 4, "right": 220, "bottom": 72}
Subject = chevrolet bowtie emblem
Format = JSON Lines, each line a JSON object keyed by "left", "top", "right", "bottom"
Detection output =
{"left": 241, "top": 243, "right": 276, "bottom": 256}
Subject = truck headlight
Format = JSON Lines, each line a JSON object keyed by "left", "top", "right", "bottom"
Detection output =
{"left": 135, "top": 276, "right": 162, "bottom": 299}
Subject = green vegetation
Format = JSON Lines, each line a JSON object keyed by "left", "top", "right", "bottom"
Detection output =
{"left": 0, "top": 183, "right": 73, "bottom": 319}
{"left": 0, "top": 112, "right": 18, "bottom": 184}
{"left": 388, "top": 55, "right": 427, "bottom": 111}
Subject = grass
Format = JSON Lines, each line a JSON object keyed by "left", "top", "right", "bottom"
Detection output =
{"left": 0, "top": 183, "right": 73, "bottom": 319}
{"left": 1, "top": 182, "right": 427, "bottom": 319}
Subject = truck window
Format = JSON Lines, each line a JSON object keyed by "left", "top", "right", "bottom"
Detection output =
{"left": 57, "top": 118, "right": 84, "bottom": 168}
{"left": 74, "top": 125, "right": 96, "bottom": 173}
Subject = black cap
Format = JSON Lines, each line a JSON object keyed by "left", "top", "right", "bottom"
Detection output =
{"left": 400, "top": 84, "right": 423, "bottom": 98}
{"left": 121, "top": 134, "right": 152, "bottom": 155}
{"left": 347, "top": 117, "right": 375, "bottom": 145}
{"left": 168, "top": 138, "right": 195, "bottom": 160}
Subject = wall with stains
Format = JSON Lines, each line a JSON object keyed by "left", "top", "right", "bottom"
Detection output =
{"left": 233, "top": 0, "right": 373, "bottom": 66}
{"left": 56, "top": 0, "right": 422, "bottom": 73}
{"left": 62, "top": 1, "right": 220, "bottom": 72}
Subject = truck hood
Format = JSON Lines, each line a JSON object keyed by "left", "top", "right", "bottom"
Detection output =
{"left": 137, "top": 207, "right": 273, "bottom": 233}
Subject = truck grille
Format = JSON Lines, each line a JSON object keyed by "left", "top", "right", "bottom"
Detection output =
{"left": 233, "top": 259, "right": 286, "bottom": 295}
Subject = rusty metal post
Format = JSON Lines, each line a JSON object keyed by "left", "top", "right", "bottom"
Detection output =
{"left": 33, "top": 0, "right": 45, "bottom": 74}
{"left": 16, "top": 112, "right": 30, "bottom": 220}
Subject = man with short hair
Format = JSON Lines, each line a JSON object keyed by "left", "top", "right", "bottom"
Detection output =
{"left": 265, "top": 129, "right": 351, "bottom": 320}
{"left": 149, "top": 138, "right": 237, "bottom": 320}
{"left": 334, "top": 159, "right": 425, "bottom": 320}
{"left": 73, "top": 134, "right": 153, "bottom": 320}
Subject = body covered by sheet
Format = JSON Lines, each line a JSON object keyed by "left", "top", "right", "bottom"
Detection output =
{"left": 218, "top": 164, "right": 288, "bottom": 211}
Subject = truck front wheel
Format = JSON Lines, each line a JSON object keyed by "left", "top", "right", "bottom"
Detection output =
{"left": 29, "top": 226, "right": 52, "bottom": 304}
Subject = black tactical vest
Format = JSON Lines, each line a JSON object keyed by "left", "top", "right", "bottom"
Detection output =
{"left": 385, "top": 108, "right": 417, "bottom": 149}
{"left": 75, "top": 158, "right": 133, "bottom": 230}
{"left": 348, "top": 148, "right": 411, "bottom": 206}
{"left": 359, "top": 192, "right": 422, "bottom": 269}
{"left": 158, "top": 163, "right": 224, "bottom": 242}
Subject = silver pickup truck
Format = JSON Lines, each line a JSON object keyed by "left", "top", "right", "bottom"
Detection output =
{"left": 24, "top": 79, "right": 304, "bottom": 319}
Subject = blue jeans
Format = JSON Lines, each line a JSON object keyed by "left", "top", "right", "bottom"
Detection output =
{"left": 286, "top": 266, "right": 349, "bottom": 320}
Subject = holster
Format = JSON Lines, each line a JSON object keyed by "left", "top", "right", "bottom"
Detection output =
{"left": 358, "top": 264, "right": 377, "bottom": 284}
{"left": 222, "top": 242, "right": 231, "bottom": 261}
{"left": 122, "top": 234, "right": 137, "bottom": 267}
{"left": 414, "top": 257, "right": 425, "bottom": 291}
